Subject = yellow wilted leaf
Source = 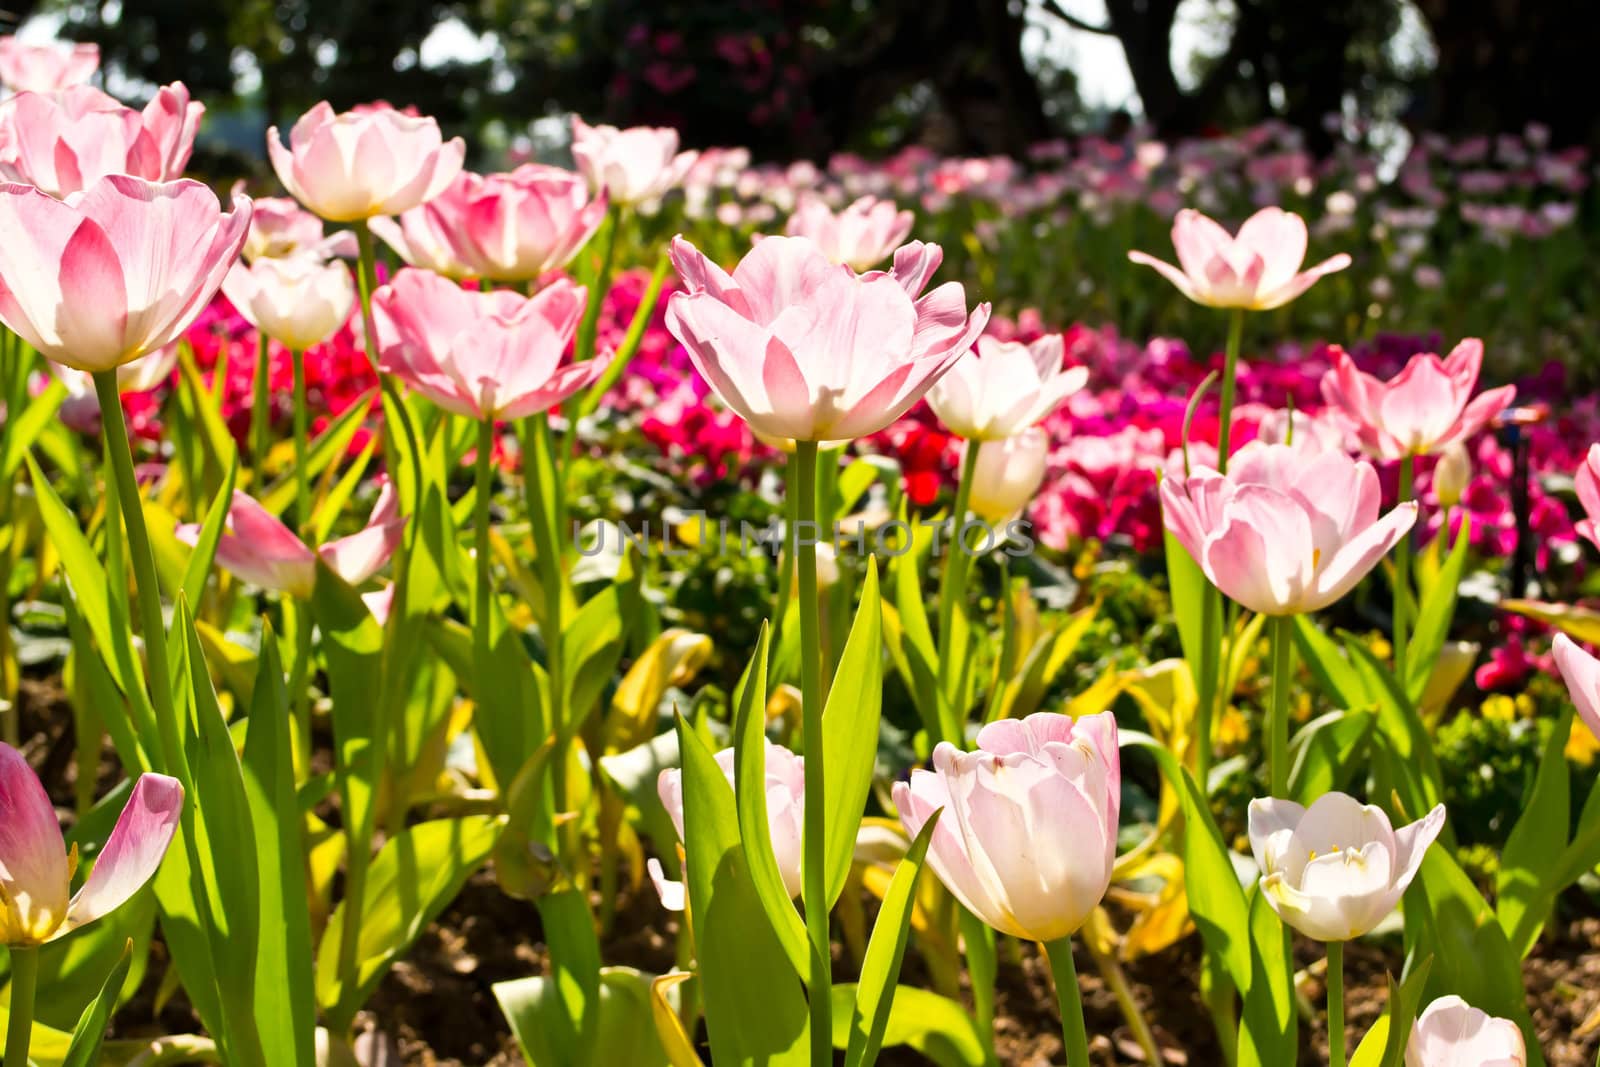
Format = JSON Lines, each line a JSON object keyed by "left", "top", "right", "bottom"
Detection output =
{"left": 1503, "top": 599, "right": 1600, "bottom": 646}
{"left": 1113, "top": 852, "right": 1191, "bottom": 960}
{"left": 602, "top": 628, "right": 713, "bottom": 754}
{"left": 650, "top": 972, "right": 701, "bottom": 1067}
{"left": 1067, "top": 665, "right": 1124, "bottom": 718}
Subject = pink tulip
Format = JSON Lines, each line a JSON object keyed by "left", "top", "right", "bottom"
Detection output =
{"left": 1249, "top": 793, "right": 1445, "bottom": 942}
{"left": 1406, "top": 996, "right": 1526, "bottom": 1066}
{"left": 268, "top": 101, "right": 465, "bottom": 222}
{"left": 665, "top": 236, "right": 989, "bottom": 441}
{"left": 928, "top": 334, "right": 1087, "bottom": 440}
{"left": 571, "top": 116, "right": 697, "bottom": 205}
{"left": 372, "top": 269, "right": 603, "bottom": 422}
{"left": 369, "top": 165, "right": 606, "bottom": 282}
{"left": 49, "top": 342, "right": 179, "bottom": 433}
{"left": 894, "top": 711, "right": 1119, "bottom": 942}
{"left": 1573, "top": 443, "right": 1600, "bottom": 551}
{"left": 175, "top": 485, "right": 405, "bottom": 600}
{"left": 0, "top": 82, "right": 202, "bottom": 199}
{"left": 1319, "top": 339, "right": 1516, "bottom": 460}
{"left": 1160, "top": 441, "right": 1418, "bottom": 616}
{"left": 1128, "top": 207, "right": 1351, "bottom": 309}
{"left": 0, "top": 175, "right": 250, "bottom": 372}
{"left": 651, "top": 740, "right": 804, "bottom": 912}
{"left": 0, "top": 743, "right": 181, "bottom": 945}
{"left": 784, "top": 195, "right": 914, "bottom": 271}
{"left": 239, "top": 195, "right": 356, "bottom": 263}
{"left": 222, "top": 254, "right": 355, "bottom": 351}
{"left": 1553, "top": 633, "right": 1600, "bottom": 742}
{"left": 0, "top": 37, "right": 99, "bottom": 93}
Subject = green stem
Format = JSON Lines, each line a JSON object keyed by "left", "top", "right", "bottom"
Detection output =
{"left": 571, "top": 248, "right": 669, "bottom": 426}
{"left": 936, "top": 440, "right": 983, "bottom": 736}
{"left": 4, "top": 945, "right": 36, "bottom": 1067}
{"left": 524, "top": 416, "right": 568, "bottom": 840}
{"left": 1216, "top": 308, "right": 1245, "bottom": 473}
{"left": 573, "top": 207, "right": 621, "bottom": 368}
{"left": 251, "top": 330, "right": 271, "bottom": 480}
{"left": 1394, "top": 455, "right": 1414, "bottom": 685}
{"left": 291, "top": 347, "right": 309, "bottom": 534}
{"left": 1327, "top": 940, "right": 1345, "bottom": 1067}
{"left": 1042, "top": 938, "right": 1090, "bottom": 1067}
{"left": 794, "top": 440, "right": 832, "bottom": 1067}
{"left": 472, "top": 418, "right": 494, "bottom": 670}
{"left": 771, "top": 453, "right": 798, "bottom": 672}
{"left": 289, "top": 597, "right": 312, "bottom": 780}
{"left": 1270, "top": 614, "right": 1293, "bottom": 798}
{"left": 353, "top": 222, "right": 424, "bottom": 514}
{"left": 1084, "top": 931, "right": 1162, "bottom": 1067}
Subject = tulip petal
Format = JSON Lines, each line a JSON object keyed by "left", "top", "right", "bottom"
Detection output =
{"left": 0, "top": 743, "right": 69, "bottom": 942}
{"left": 1555, "top": 633, "right": 1600, "bottom": 739}
{"left": 65, "top": 773, "right": 182, "bottom": 933}
{"left": 1312, "top": 501, "right": 1418, "bottom": 610}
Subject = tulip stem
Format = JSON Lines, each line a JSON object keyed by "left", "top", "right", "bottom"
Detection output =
{"left": 1326, "top": 940, "right": 1345, "bottom": 1066}
{"left": 936, "top": 439, "right": 983, "bottom": 741}
{"left": 352, "top": 222, "right": 424, "bottom": 515}
{"left": 291, "top": 347, "right": 309, "bottom": 534}
{"left": 4, "top": 944, "right": 37, "bottom": 1067}
{"left": 1084, "top": 930, "right": 1162, "bottom": 1067}
{"left": 1043, "top": 938, "right": 1091, "bottom": 1067}
{"left": 1394, "top": 455, "right": 1414, "bottom": 686}
{"left": 793, "top": 439, "right": 833, "bottom": 1067}
{"left": 1216, "top": 307, "right": 1245, "bottom": 473}
{"left": 574, "top": 206, "right": 621, "bottom": 369}
{"left": 251, "top": 329, "right": 271, "bottom": 482}
{"left": 472, "top": 416, "right": 494, "bottom": 695}
{"left": 1270, "top": 614, "right": 1293, "bottom": 797}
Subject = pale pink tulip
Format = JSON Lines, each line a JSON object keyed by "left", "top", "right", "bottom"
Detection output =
{"left": 1406, "top": 996, "right": 1526, "bottom": 1066}
{"left": 1128, "top": 207, "right": 1351, "bottom": 309}
{"left": 0, "top": 175, "right": 250, "bottom": 372}
{"left": 1248, "top": 792, "right": 1445, "bottom": 942}
{"left": 372, "top": 269, "right": 602, "bottom": 422}
{"left": 1553, "top": 634, "right": 1600, "bottom": 742}
{"left": 1160, "top": 442, "right": 1418, "bottom": 616}
{"left": 967, "top": 429, "right": 1049, "bottom": 524}
{"left": 0, "top": 82, "right": 202, "bottom": 199}
{"left": 268, "top": 101, "right": 465, "bottom": 222}
{"left": 785, "top": 195, "right": 914, "bottom": 271}
{"left": 175, "top": 485, "right": 405, "bottom": 599}
{"left": 894, "top": 711, "right": 1119, "bottom": 942}
{"left": 651, "top": 740, "right": 804, "bottom": 912}
{"left": 1319, "top": 339, "right": 1516, "bottom": 460}
{"left": 1573, "top": 444, "right": 1600, "bottom": 551}
{"left": 0, "top": 37, "right": 99, "bottom": 93}
{"left": 239, "top": 194, "right": 356, "bottom": 262}
{"left": 928, "top": 334, "right": 1086, "bottom": 440}
{"left": 50, "top": 342, "right": 179, "bottom": 432}
{"left": 665, "top": 236, "right": 989, "bottom": 441}
{"left": 571, "top": 116, "right": 697, "bottom": 205}
{"left": 1433, "top": 443, "right": 1471, "bottom": 508}
{"left": 369, "top": 165, "right": 606, "bottom": 282}
{"left": 222, "top": 254, "right": 355, "bottom": 351}
{"left": 0, "top": 743, "right": 181, "bottom": 945}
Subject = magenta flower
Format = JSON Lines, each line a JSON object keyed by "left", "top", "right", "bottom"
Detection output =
{"left": 0, "top": 744, "right": 181, "bottom": 945}
{"left": 0, "top": 37, "right": 99, "bottom": 93}
{"left": 268, "top": 101, "right": 465, "bottom": 222}
{"left": 0, "top": 83, "right": 202, "bottom": 199}
{"left": 1160, "top": 442, "right": 1417, "bottom": 615}
{"left": 372, "top": 269, "right": 603, "bottom": 422}
{"left": 894, "top": 711, "right": 1119, "bottom": 942}
{"left": 1319, "top": 339, "right": 1516, "bottom": 460}
{"left": 176, "top": 486, "right": 404, "bottom": 600}
{"left": 1128, "top": 207, "right": 1351, "bottom": 309}
{"left": 665, "top": 235, "right": 989, "bottom": 441}
{"left": 0, "top": 175, "right": 250, "bottom": 371}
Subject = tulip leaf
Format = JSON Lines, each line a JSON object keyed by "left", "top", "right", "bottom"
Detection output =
{"left": 259, "top": 387, "right": 377, "bottom": 518}
{"left": 886, "top": 517, "right": 944, "bottom": 742}
{"left": 0, "top": 378, "right": 63, "bottom": 478}
{"left": 241, "top": 625, "right": 317, "bottom": 1067}
{"left": 1291, "top": 615, "right": 1368, "bottom": 710}
{"left": 821, "top": 558, "right": 883, "bottom": 909}
{"left": 1406, "top": 515, "right": 1471, "bottom": 702}
{"left": 1502, "top": 598, "right": 1600, "bottom": 645}
{"left": 828, "top": 985, "right": 988, "bottom": 1067}
{"left": 179, "top": 455, "right": 238, "bottom": 612}
{"left": 843, "top": 810, "right": 939, "bottom": 1067}
{"left": 732, "top": 622, "right": 810, "bottom": 978}
{"left": 675, "top": 713, "right": 810, "bottom": 1065}
{"left": 310, "top": 561, "right": 384, "bottom": 844}
{"left": 495, "top": 965, "right": 671, "bottom": 1067}
{"left": 1236, "top": 886, "right": 1296, "bottom": 1067}
{"left": 1403, "top": 847, "right": 1545, "bottom": 1066}
{"left": 533, "top": 887, "right": 603, "bottom": 1064}
{"left": 561, "top": 584, "right": 626, "bottom": 731}
{"left": 1345, "top": 957, "right": 1432, "bottom": 1067}
{"left": 1497, "top": 704, "right": 1573, "bottom": 958}
{"left": 1286, "top": 709, "right": 1374, "bottom": 805}
{"left": 315, "top": 814, "right": 505, "bottom": 1024}
{"left": 59, "top": 938, "right": 132, "bottom": 1067}
{"left": 1340, "top": 637, "right": 1443, "bottom": 817}
{"left": 176, "top": 344, "right": 238, "bottom": 494}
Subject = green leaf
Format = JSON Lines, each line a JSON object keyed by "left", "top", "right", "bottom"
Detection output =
{"left": 1291, "top": 615, "right": 1369, "bottom": 710}
{"left": 310, "top": 562, "right": 385, "bottom": 845}
{"left": 844, "top": 812, "right": 939, "bottom": 1067}
{"left": 259, "top": 388, "right": 376, "bottom": 517}
{"left": 179, "top": 456, "right": 238, "bottom": 611}
{"left": 820, "top": 558, "right": 882, "bottom": 909}
{"left": 315, "top": 815, "right": 505, "bottom": 1023}
{"left": 1497, "top": 705, "right": 1574, "bottom": 957}
{"left": 1, "top": 378, "right": 63, "bottom": 478}
{"left": 534, "top": 888, "right": 602, "bottom": 1065}
{"left": 562, "top": 585, "right": 625, "bottom": 731}
{"left": 828, "top": 985, "right": 987, "bottom": 1067}
{"left": 675, "top": 714, "right": 810, "bottom": 1065}
{"left": 1407, "top": 516, "right": 1471, "bottom": 701}
{"left": 1287, "top": 710, "right": 1374, "bottom": 806}
{"left": 1236, "top": 886, "right": 1295, "bottom": 1067}
{"left": 496, "top": 966, "right": 672, "bottom": 1067}
{"left": 241, "top": 626, "right": 316, "bottom": 1067}
{"left": 887, "top": 521, "right": 943, "bottom": 741}
{"left": 60, "top": 939, "right": 132, "bottom": 1067}
{"left": 1341, "top": 637, "right": 1443, "bottom": 816}
{"left": 732, "top": 623, "right": 809, "bottom": 977}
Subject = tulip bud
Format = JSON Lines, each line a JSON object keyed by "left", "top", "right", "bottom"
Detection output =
{"left": 967, "top": 429, "right": 1049, "bottom": 526}
{"left": 928, "top": 335, "right": 1086, "bottom": 442}
{"left": 1433, "top": 443, "right": 1471, "bottom": 507}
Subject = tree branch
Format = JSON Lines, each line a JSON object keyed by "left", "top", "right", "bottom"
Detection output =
{"left": 1034, "top": 0, "right": 1116, "bottom": 36}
